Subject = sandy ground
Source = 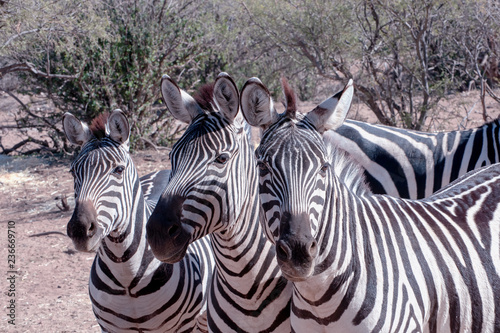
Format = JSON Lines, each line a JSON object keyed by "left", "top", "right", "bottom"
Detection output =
{"left": 0, "top": 88, "right": 499, "bottom": 332}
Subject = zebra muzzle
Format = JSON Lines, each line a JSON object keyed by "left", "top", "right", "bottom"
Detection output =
{"left": 275, "top": 212, "right": 318, "bottom": 281}
{"left": 146, "top": 194, "right": 192, "bottom": 263}
{"left": 67, "top": 200, "right": 102, "bottom": 252}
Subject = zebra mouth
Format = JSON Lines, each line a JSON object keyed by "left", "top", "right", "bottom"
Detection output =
{"left": 72, "top": 234, "right": 102, "bottom": 253}
{"left": 149, "top": 224, "right": 193, "bottom": 263}
{"left": 154, "top": 241, "right": 190, "bottom": 264}
{"left": 280, "top": 271, "right": 309, "bottom": 283}
{"left": 277, "top": 260, "right": 314, "bottom": 282}
{"left": 87, "top": 239, "right": 101, "bottom": 253}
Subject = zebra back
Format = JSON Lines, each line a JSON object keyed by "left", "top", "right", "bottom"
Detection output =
{"left": 324, "top": 117, "right": 500, "bottom": 199}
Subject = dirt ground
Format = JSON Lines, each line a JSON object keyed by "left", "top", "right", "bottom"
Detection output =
{"left": 0, "top": 89, "right": 499, "bottom": 332}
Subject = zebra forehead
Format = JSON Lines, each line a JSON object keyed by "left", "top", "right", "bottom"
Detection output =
{"left": 178, "top": 113, "right": 239, "bottom": 145}
{"left": 260, "top": 117, "right": 325, "bottom": 155}
{"left": 71, "top": 139, "right": 128, "bottom": 169}
{"left": 258, "top": 115, "right": 370, "bottom": 194}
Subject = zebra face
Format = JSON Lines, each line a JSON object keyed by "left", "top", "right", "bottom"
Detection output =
{"left": 147, "top": 73, "right": 246, "bottom": 263}
{"left": 68, "top": 143, "right": 133, "bottom": 251}
{"left": 148, "top": 120, "right": 242, "bottom": 262}
{"left": 64, "top": 110, "right": 132, "bottom": 252}
{"left": 256, "top": 118, "right": 328, "bottom": 281}
{"left": 241, "top": 77, "right": 354, "bottom": 281}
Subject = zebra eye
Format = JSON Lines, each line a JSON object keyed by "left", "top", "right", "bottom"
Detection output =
{"left": 320, "top": 163, "right": 329, "bottom": 176}
{"left": 112, "top": 165, "right": 125, "bottom": 175}
{"left": 69, "top": 169, "right": 76, "bottom": 178}
{"left": 256, "top": 161, "right": 269, "bottom": 176}
{"left": 215, "top": 153, "right": 230, "bottom": 164}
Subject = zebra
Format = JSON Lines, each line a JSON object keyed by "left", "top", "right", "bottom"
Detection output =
{"left": 63, "top": 110, "right": 214, "bottom": 333}
{"left": 146, "top": 73, "right": 293, "bottom": 332}
{"left": 240, "top": 77, "right": 500, "bottom": 332}
{"left": 324, "top": 112, "right": 500, "bottom": 199}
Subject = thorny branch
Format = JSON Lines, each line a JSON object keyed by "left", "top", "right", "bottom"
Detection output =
{"left": 0, "top": 62, "right": 80, "bottom": 80}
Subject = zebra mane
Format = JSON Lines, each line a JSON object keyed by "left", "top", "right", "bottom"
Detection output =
{"left": 281, "top": 77, "right": 297, "bottom": 119}
{"left": 324, "top": 134, "right": 371, "bottom": 196}
{"left": 89, "top": 112, "right": 110, "bottom": 139}
{"left": 192, "top": 80, "right": 252, "bottom": 141}
{"left": 193, "top": 82, "right": 216, "bottom": 112}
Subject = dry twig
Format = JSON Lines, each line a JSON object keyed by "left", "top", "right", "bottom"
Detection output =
{"left": 56, "top": 195, "right": 70, "bottom": 212}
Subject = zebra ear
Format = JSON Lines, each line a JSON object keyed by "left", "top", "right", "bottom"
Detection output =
{"left": 161, "top": 75, "right": 203, "bottom": 124}
{"left": 107, "top": 109, "right": 130, "bottom": 146}
{"left": 305, "top": 79, "right": 354, "bottom": 134}
{"left": 213, "top": 72, "right": 239, "bottom": 123}
{"left": 62, "top": 112, "right": 92, "bottom": 146}
{"left": 240, "top": 77, "right": 278, "bottom": 130}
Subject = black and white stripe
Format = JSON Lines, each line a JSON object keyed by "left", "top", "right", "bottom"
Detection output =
{"left": 242, "top": 78, "right": 500, "bottom": 332}
{"left": 146, "top": 73, "right": 292, "bottom": 332}
{"left": 63, "top": 110, "right": 214, "bottom": 333}
{"left": 324, "top": 117, "right": 500, "bottom": 199}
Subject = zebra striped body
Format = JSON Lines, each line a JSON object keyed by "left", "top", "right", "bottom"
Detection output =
{"left": 325, "top": 117, "right": 500, "bottom": 199}
{"left": 63, "top": 111, "right": 214, "bottom": 332}
{"left": 241, "top": 78, "right": 500, "bottom": 332}
{"left": 146, "top": 73, "right": 292, "bottom": 332}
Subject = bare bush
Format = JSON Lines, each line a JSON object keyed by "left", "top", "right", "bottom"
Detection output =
{"left": 2, "top": 0, "right": 500, "bottom": 155}
{"left": 229, "top": 0, "right": 500, "bottom": 130}
{"left": 1, "top": 0, "right": 218, "bottom": 154}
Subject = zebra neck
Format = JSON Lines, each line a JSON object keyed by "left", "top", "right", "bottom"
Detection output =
{"left": 297, "top": 182, "right": 363, "bottom": 301}
{"left": 97, "top": 185, "right": 157, "bottom": 283}
{"left": 211, "top": 172, "right": 275, "bottom": 286}
{"left": 215, "top": 145, "right": 260, "bottom": 242}
{"left": 210, "top": 137, "right": 290, "bottom": 306}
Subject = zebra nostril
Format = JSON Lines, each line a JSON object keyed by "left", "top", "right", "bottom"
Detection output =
{"left": 308, "top": 240, "right": 318, "bottom": 258}
{"left": 168, "top": 224, "right": 181, "bottom": 239}
{"left": 276, "top": 240, "right": 291, "bottom": 261}
{"left": 87, "top": 222, "right": 96, "bottom": 237}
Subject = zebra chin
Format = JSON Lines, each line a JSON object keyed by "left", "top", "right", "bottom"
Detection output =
{"left": 149, "top": 239, "right": 191, "bottom": 264}
{"left": 279, "top": 268, "right": 313, "bottom": 282}
{"left": 70, "top": 236, "right": 102, "bottom": 253}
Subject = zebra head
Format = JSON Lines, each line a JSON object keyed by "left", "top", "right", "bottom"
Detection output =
{"left": 147, "top": 72, "right": 248, "bottom": 263}
{"left": 63, "top": 110, "right": 134, "bottom": 252}
{"left": 241, "top": 77, "right": 355, "bottom": 281}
